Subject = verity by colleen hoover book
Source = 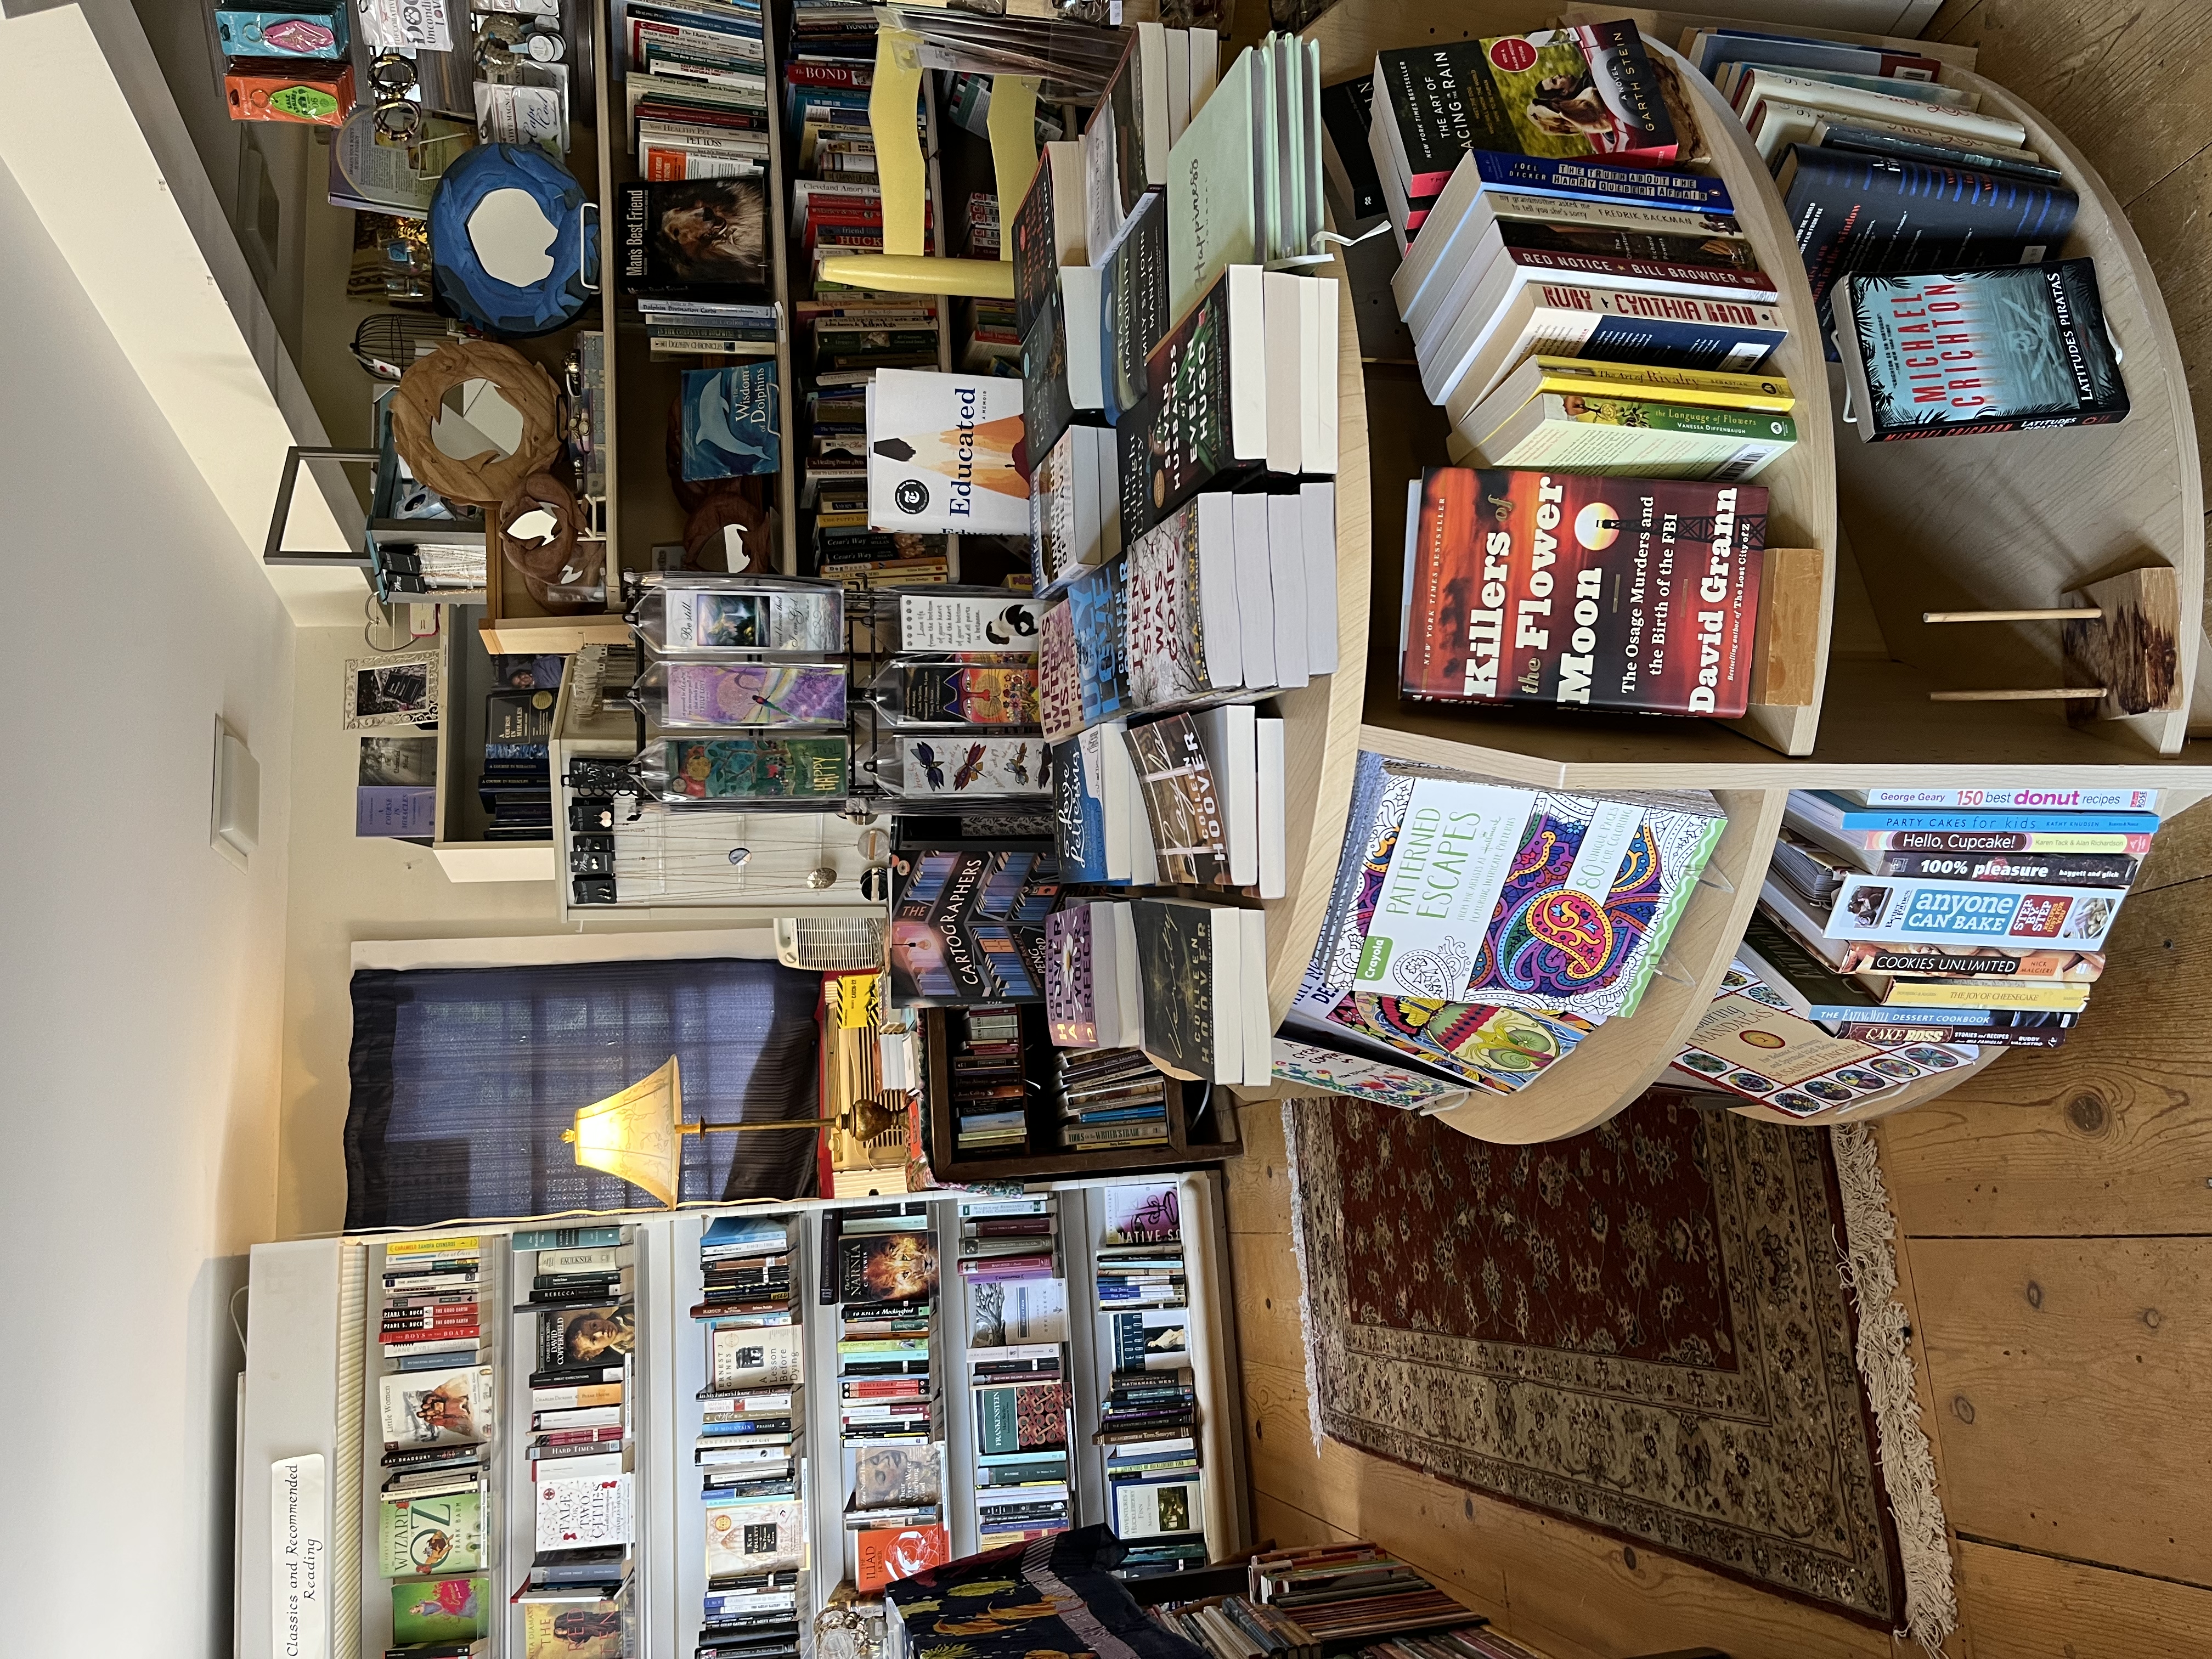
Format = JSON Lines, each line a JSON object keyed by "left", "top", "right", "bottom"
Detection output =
{"left": 867, "top": 369, "right": 1029, "bottom": 534}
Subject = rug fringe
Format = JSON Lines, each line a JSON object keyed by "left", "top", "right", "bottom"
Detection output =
{"left": 1829, "top": 1123, "right": 1959, "bottom": 1655}
{"left": 1280, "top": 1100, "right": 1326, "bottom": 1454}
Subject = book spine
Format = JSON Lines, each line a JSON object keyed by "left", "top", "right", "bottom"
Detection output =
{"left": 1873, "top": 850, "right": 2139, "bottom": 888}
{"left": 1818, "top": 125, "right": 2068, "bottom": 187}
{"left": 1471, "top": 149, "right": 1733, "bottom": 212}
{"left": 1505, "top": 246, "right": 1776, "bottom": 295}
{"left": 1864, "top": 408, "right": 2128, "bottom": 441}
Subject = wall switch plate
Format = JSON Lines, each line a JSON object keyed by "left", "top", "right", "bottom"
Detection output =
{"left": 211, "top": 716, "right": 260, "bottom": 870}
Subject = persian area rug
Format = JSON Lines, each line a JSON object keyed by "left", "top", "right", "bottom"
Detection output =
{"left": 1284, "top": 1092, "right": 1955, "bottom": 1647}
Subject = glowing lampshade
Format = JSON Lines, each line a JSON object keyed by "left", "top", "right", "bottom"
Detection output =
{"left": 562, "top": 1054, "right": 834, "bottom": 1209}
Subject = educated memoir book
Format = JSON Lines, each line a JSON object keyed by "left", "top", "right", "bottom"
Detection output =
{"left": 1834, "top": 259, "right": 2128, "bottom": 440}
{"left": 1400, "top": 467, "right": 1766, "bottom": 716}
{"left": 867, "top": 368, "right": 1029, "bottom": 534}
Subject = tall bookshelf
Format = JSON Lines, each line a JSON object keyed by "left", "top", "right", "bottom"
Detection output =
{"left": 235, "top": 1175, "right": 1248, "bottom": 1659}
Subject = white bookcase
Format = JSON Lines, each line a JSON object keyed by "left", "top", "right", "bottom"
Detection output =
{"left": 236, "top": 1175, "right": 1249, "bottom": 1659}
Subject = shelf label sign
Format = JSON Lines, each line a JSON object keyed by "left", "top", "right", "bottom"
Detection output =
{"left": 270, "top": 1453, "right": 328, "bottom": 1659}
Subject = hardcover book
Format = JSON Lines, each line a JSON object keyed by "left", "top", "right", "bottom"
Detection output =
{"left": 1829, "top": 875, "right": 2124, "bottom": 951}
{"left": 1130, "top": 897, "right": 1243, "bottom": 1081}
{"left": 974, "top": 1379, "right": 1070, "bottom": 1455}
{"left": 378, "top": 1490, "right": 484, "bottom": 1576}
{"left": 681, "top": 362, "right": 781, "bottom": 479}
{"left": 1835, "top": 260, "right": 2129, "bottom": 439}
{"left": 380, "top": 1365, "right": 495, "bottom": 1448}
{"left": 856, "top": 1526, "right": 952, "bottom": 1594}
{"left": 1401, "top": 467, "right": 1767, "bottom": 716}
{"left": 839, "top": 1232, "right": 939, "bottom": 1305}
{"left": 867, "top": 369, "right": 1028, "bottom": 535}
{"left": 1777, "top": 144, "right": 2078, "bottom": 326}
{"left": 391, "top": 1577, "right": 490, "bottom": 1646}
{"left": 888, "top": 849, "right": 1059, "bottom": 1005}
{"left": 704, "top": 1497, "right": 806, "bottom": 1577}
{"left": 1372, "top": 21, "right": 1677, "bottom": 200}
{"left": 618, "top": 179, "right": 771, "bottom": 299}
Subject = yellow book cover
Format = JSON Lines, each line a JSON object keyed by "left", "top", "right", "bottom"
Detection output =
{"left": 1869, "top": 979, "right": 2091, "bottom": 1011}
{"left": 1467, "top": 391, "right": 1797, "bottom": 479}
{"left": 1519, "top": 354, "right": 1795, "bottom": 411}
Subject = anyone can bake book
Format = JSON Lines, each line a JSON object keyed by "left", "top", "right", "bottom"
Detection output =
{"left": 1400, "top": 467, "right": 1765, "bottom": 717}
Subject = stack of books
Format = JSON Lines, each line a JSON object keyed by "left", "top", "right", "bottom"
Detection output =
{"left": 782, "top": 2, "right": 951, "bottom": 588}
{"left": 516, "top": 1227, "right": 637, "bottom": 1652}
{"left": 692, "top": 1216, "right": 806, "bottom": 1659}
{"left": 836, "top": 1210, "right": 947, "bottom": 1598}
{"left": 621, "top": 0, "right": 769, "bottom": 179}
{"left": 1682, "top": 23, "right": 2126, "bottom": 439}
{"left": 1749, "top": 787, "right": 2152, "bottom": 1050}
{"left": 945, "top": 1005, "right": 1034, "bottom": 1153}
{"left": 961, "top": 1195, "right": 1074, "bottom": 1548}
{"left": 1093, "top": 1189, "right": 1204, "bottom": 1576}
{"left": 1052, "top": 1049, "right": 1173, "bottom": 1151}
{"left": 1153, "top": 1545, "right": 1471, "bottom": 1652}
{"left": 376, "top": 1235, "right": 494, "bottom": 1656}
{"left": 1350, "top": 1629, "right": 1543, "bottom": 1659}
{"left": 1286, "top": 751, "right": 1726, "bottom": 1100}
{"left": 482, "top": 686, "right": 557, "bottom": 842}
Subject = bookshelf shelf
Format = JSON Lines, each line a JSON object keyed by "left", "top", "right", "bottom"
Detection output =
{"left": 1258, "top": 4, "right": 2212, "bottom": 1143}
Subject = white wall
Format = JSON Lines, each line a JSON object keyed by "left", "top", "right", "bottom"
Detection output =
{"left": 0, "top": 156, "right": 296, "bottom": 1657}
{"left": 278, "top": 625, "right": 566, "bottom": 1237}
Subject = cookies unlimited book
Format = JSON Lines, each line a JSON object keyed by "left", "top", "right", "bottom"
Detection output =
{"left": 1400, "top": 467, "right": 1765, "bottom": 716}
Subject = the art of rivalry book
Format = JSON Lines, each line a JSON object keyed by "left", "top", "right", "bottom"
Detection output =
{"left": 1834, "top": 259, "right": 2129, "bottom": 440}
{"left": 1400, "top": 467, "right": 1766, "bottom": 717}
{"left": 618, "top": 178, "right": 771, "bottom": 298}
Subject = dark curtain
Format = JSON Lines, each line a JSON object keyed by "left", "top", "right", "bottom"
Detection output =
{"left": 346, "top": 957, "right": 821, "bottom": 1231}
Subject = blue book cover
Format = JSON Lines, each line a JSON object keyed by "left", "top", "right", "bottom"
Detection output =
{"left": 356, "top": 786, "right": 435, "bottom": 837}
{"left": 1466, "top": 149, "right": 1733, "bottom": 215}
{"left": 681, "top": 361, "right": 781, "bottom": 479}
{"left": 703, "top": 1216, "right": 789, "bottom": 1251}
{"left": 1807, "top": 792, "right": 2157, "bottom": 836}
{"left": 1066, "top": 555, "right": 1132, "bottom": 726}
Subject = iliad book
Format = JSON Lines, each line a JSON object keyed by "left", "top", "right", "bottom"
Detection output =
{"left": 1399, "top": 467, "right": 1765, "bottom": 716}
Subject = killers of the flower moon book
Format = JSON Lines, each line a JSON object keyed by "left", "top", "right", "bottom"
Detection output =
{"left": 865, "top": 368, "right": 1029, "bottom": 535}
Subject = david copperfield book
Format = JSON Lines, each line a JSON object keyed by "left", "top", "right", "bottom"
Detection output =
{"left": 1400, "top": 467, "right": 1764, "bottom": 717}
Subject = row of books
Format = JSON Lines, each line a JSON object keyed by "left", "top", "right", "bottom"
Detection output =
{"left": 1153, "top": 1543, "right": 1471, "bottom": 1656}
{"left": 946, "top": 1005, "right": 1037, "bottom": 1153}
{"left": 1093, "top": 1186, "right": 1206, "bottom": 1578}
{"left": 519, "top": 1232, "right": 639, "bottom": 1655}
{"left": 692, "top": 1214, "right": 808, "bottom": 1659}
{"left": 782, "top": 4, "right": 956, "bottom": 586}
{"left": 1283, "top": 751, "right": 1726, "bottom": 1101}
{"left": 375, "top": 1235, "right": 496, "bottom": 1658}
{"left": 835, "top": 1209, "right": 952, "bottom": 1596}
{"left": 960, "top": 1198, "right": 1077, "bottom": 1549}
{"left": 1683, "top": 22, "right": 2128, "bottom": 441}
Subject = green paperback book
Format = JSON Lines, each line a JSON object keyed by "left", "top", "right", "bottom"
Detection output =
{"left": 378, "top": 1490, "right": 485, "bottom": 1576}
{"left": 1163, "top": 44, "right": 1260, "bottom": 323}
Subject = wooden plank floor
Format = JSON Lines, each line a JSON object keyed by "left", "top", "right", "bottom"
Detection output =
{"left": 1231, "top": 800, "right": 2212, "bottom": 1656}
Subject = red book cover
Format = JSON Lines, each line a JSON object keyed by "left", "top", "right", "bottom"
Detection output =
{"left": 855, "top": 1525, "right": 951, "bottom": 1594}
{"left": 1400, "top": 467, "right": 1764, "bottom": 717}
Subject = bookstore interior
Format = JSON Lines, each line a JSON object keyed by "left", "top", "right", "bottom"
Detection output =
{"left": 130, "top": 0, "right": 2206, "bottom": 1655}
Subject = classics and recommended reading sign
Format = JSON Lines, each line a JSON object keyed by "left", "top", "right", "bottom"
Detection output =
{"left": 271, "top": 1453, "right": 328, "bottom": 1659}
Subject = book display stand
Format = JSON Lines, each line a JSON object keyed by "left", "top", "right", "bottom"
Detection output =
{"left": 1254, "top": 2, "right": 2211, "bottom": 1141}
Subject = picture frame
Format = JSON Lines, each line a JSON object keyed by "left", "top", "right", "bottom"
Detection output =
{"left": 345, "top": 648, "right": 442, "bottom": 729}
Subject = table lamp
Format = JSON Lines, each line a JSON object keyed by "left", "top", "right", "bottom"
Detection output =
{"left": 561, "top": 1056, "right": 833, "bottom": 1208}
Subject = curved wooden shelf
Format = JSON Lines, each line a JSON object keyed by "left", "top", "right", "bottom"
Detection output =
{"left": 1725, "top": 1045, "right": 2002, "bottom": 1128}
{"left": 1824, "top": 65, "right": 2204, "bottom": 759}
{"left": 1426, "top": 788, "right": 1783, "bottom": 1145}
